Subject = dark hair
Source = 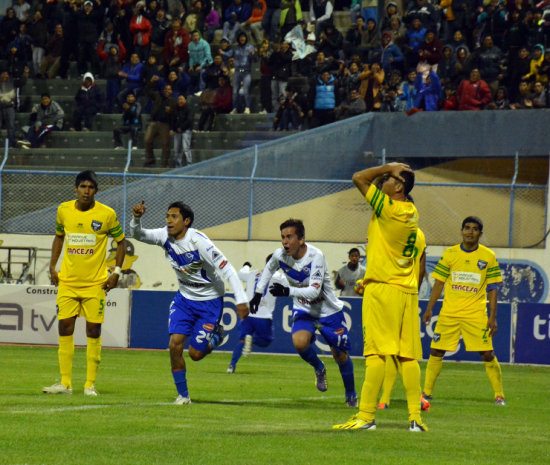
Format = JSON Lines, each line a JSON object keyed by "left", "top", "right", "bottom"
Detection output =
{"left": 348, "top": 247, "right": 360, "bottom": 256}
{"left": 462, "top": 216, "right": 483, "bottom": 232}
{"left": 169, "top": 201, "right": 194, "bottom": 226}
{"left": 75, "top": 170, "right": 98, "bottom": 189}
{"left": 400, "top": 170, "right": 415, "bottom": 195}
{"left": 41, "top": 92, "right": 50, "bottom": 98}
{"left": 280, "top": 218, "right": 305, "bottom": 239}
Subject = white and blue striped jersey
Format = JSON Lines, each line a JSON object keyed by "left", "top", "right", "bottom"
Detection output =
{"left": 238, "top": 265, "right": 287, "bottom": 319}
{"left": 130, "top": 218, "right": 247, "bottom": 304}
{"left": 255, "top": 244, "right": 343, "bottom": 319}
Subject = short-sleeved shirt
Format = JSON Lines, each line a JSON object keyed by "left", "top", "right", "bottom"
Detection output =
{"left": 363, "top": 183, "right": 419, "bottom": 292}
{"left": 432, "top": 243, "right": 502, "bottom": 319}
{"left": 56, "top": 200, "right": 125, "bottom": 288}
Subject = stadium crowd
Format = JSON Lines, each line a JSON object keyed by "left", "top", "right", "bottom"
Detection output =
{"left": 0, "top": 0, "right": 549, "bottom": 136}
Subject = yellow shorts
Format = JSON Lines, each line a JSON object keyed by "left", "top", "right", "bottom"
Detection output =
{"left": 56, "top": 285, "right": 107, "bottom": 324}
{"left": 362, "top": 282, "right": 422, "bottom": 360}
{"left": 431, "top": 313, "right": 494, "bottom": 352}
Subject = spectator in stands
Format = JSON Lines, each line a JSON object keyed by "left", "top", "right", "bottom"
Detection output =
{"left": 336, "top": 88, "right": 365, "bottom": 120}
{"left": 523, "top": 44, "right": 545, "bottom": 83}
{"left": 404, "top": 0, "right": 438, "bottom": 32}
{"left": 164, "top": 18, "right": 191, "bottom": 71}
{"left": 188, "top": 29, "right": 213, "bottom": 93}
{"left": 414, "top": 69, "right": 441, "bottom": 111}
{"left": 531, "top": 81, "right": 546, "bottom": 108}
{"left": 144, "top": 75, "right": 177, "bottom": 167}
{"left": 71, "top": 72, "right": 103, "bottom": 132}
{"left": 307, "top": 70, "right": 336, "bottom": 127}
{"left": 454, "top": 45, "right": 473, "bottom": 86}
{"left": 317, "top": 22, "right": 343, "bottom": 60}
{"left": 183, "top": 0, "right": 207, "bottom": 33}
{"left": 473, "top": 35, "right": 505, "bottom": 95}
{"left": 343, "top": 15, "right": 364, "bottom": 59}
{"left": 13, "top": 0, "right": 31, "bottom": 24}
{"left": 28, "top": 11, "right": 48, "bottom": 77}
{"left": 476, "top": 0, "right": 507, "bottom": 49}
{"left": 57, "top": 0, "right": 80, "bottom": 79}
{"left": 39, "top": 23, "right": 64, "bottom": 79}
{"left": 0, "top": 9, "right": 20, "bottom": 60}
{"left": 163, "top": 69, "right": 191, "bottom": 98}
{"left": 404, "top": 17, "right": 426, "bottom": 68}
{"left": 280, "top": 0, "right": 303, "bottom": 39}
{"left": 371, "top": 31, "right": 404, "bottom": 76}
{"left": 457, "top": 68, "right": 492, "bottom": 110}
{"left": 221, "top": 31, "right": 255, "bottom": 114}
{"left": 262, "top": 0, "right": 281, "bottom": 42}
{"left": 76, "top": 0, "right": 102, "bottom": 77}
{"left": 204, "top": 3, "right": 221, "bottom": 43}
{"left": 396, "top": 69, "right": 418, "bottom": 111}
{"left": 273, "top": 88, "right": 303, "bottom": 129}
{"left": 114, "top": 91, "right": 142, "bottom": 150}
{"left": 360, "top": 62, "right": 385, "bottom": 112}
{"left": 359, "top": 17, "right": 380, "bottom": 64}
{"left": 18, "top": 92, "right": 64, "bottom": 149}
{"left": 241, "top": 0, "right": 266, "bottom": 45}
{"left": 441, "top": 84, "right": 459, "bottom": 110}
{"left": 118, "top": 52, "right": 144, "bottom": 107}
{"left": 309, "top": 0, "right": 333, "bottom": 38}
{"left": 198, "top": 74, "right": 232, "bottom": 131}
{"left": 539, "top": 48, "right": 550, "bottom": 86}
{"left": 203, "top": 54, "right": 229, "bottom": 89}
{"left": 269, "top": 41, "right": 292, "bottom": 111}
{"left": 504, "top": 10, "right": 529, "bottom": 58}
{"left": 9, "top": 23, "right": 33, "bottom": 68}
{"left": 0, "top": 67, "right": 27, "bottom": 149}
{"left": 486, "top": 85, "right": 509, "bottom": 109}
{"left": 129, "top": 1, "right": 152, "bottom": 62}
{"left": 170, "top": 94, "right": 193, "bottom": 167}
{"left": 337, "top": 61, "right": 361, "bottom": 102}
{"left": 223, "top": 0, "right": 252, "bottom": 44}
{"left": 258, "top": 39, "right": 272, "bottom": 113}
{"left": 97, "top": 37, "right": 127, "bottom": 113}
{"left": 150, "top": 8, "right": 170, "bottom": 64}
{"left": 380, "top": 1, "right": 400, "bottom": 32}
{"left": 509, "top": 80, "right": 533, "bottom": 109}
{"left": 417, "top": 29, "right": 443, "bottom": 74}
{"left": 349, "top": 0, "right": 361, "bottom": 25}
{"left": 388, "top": 14, "right": 407, "bottom": 50}
{"left": 437, "top": 45, "right": 457, "bottom": 89}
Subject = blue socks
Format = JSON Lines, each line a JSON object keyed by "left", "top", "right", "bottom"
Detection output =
{"left": 172, "top": 369, "right": 188, "bottom": 398}
{"left": 230, "top": 341, "right": 244, "bottom": 368}
{"left": 298, "top": 345, "right": 325, "bottom": 372}
{"left": 338, "top": 356, "right": 356, "bottom": 398}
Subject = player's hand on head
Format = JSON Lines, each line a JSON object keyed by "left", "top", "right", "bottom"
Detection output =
{"left": 133, "top": 200, "right": 146, "bottom": 217}
{"left": 249, "top": 292, "right": 262, "bottom": 313}
{"left": 269, "top": 283, "right": 289, "bottom": 297}
{"left": 387, "top": 162, "right": 412, "bottom": 182}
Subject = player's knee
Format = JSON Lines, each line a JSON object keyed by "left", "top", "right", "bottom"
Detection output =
{"left": 430, "top": 349, "right": 445, "bottom": 357}
{"left": 188, "top": 347, "right": 205, "bottom": 361}
{"left": 480, "top": 350, "right": 494, "bottom": 362}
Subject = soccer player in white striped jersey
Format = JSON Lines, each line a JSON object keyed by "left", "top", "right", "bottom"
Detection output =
{"left": 130, "top": 200, "right": 249, "bottom": 405}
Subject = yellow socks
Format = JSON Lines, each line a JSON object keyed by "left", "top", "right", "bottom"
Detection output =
{"left": 85, "top": 336, "right": 102, "bottom": 389}
{"left": 379, "top": 356, "right": 399, "bottom": 406}
{"left": 358, "top": 355, "right": 385, "bottom": 422}
{"left": 58, "top": 335, "right": 74, "bottom": 389}
{"left": 484, "top": 356, "right": 504, "bottom": 398}
{"left": 401, "top": 359, "right": 422, "bottom": 423}
{"left": 423, "top": 355, "right": 443, "bottom": 397}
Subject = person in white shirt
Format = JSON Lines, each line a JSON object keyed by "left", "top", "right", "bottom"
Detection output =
{"left": 130, "top": 200, "right": 249, "bottom": 405}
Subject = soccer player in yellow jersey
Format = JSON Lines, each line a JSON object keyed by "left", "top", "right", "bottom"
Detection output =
{"left": 334, "top": 162, "right": 428, "bottom": 432}
{"left": 421, "top": 216, "right": 505, "bottom": 406}
{"left": 43, "top": 170, "right": 126, "bottom": 396}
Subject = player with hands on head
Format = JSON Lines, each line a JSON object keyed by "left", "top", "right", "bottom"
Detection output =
{"left": 253, "top": 219, "right": 357, "bottom": 407}
{"left": 421, "top": 216, "right": 505, "bottom": 407}
{"left": 43, "top": 170, "right": 126, "bottom": 397}
{"left": 130, "top": 200, "right": 249, "bottom": 404}
{"left": 227, "top": 256, "right": 287, "bottom": 373}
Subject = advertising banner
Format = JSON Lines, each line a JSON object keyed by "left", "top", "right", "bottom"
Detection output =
{"left": 514, "top": 303, "right": 550, "bottom": 365}
{"left": 0, "top": 284, "right": 131, "bottom": 347}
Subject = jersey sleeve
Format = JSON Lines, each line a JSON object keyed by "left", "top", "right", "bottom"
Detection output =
{"left": 129, "top": 217, "right": 167, "bottom": 245}
{"left": 486, "top": 253, "right": 503, "bottom": 285}
{"left": 431, "top": 249, "right": 450, "bottom": 283}
{"left": 55, "top": 205, "right": 65, "bottom": 236}
{"left": 365, "top": 183, "right": 386, "bottom": 218}
{"left": 287, "top": 252, "right": 324, "bottom": 301}
{"left": 108, "top": 212, "right": 125, "bottom": 242}
{"left": 255, "top": 252, "right": 279, "bottom": 294}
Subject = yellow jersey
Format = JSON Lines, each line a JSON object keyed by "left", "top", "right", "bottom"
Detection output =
{"left": 363, "top": 183, "right": 419, "bottom": 292}
{"left": 55, "top": 200, "right": 125, "bottom": 288}
{"left": 414, "top": 228, "right": 426, "bottom": 282}
{"left": 432, "top": 243, "right": 502, "bottom": 319}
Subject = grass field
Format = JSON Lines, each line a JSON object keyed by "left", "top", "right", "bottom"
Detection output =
{"left": 1, "top": 344, "right": 548, "bottom": 465}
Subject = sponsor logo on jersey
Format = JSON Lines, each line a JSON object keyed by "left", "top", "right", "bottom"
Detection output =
{"left": 91, "top": 220, "right": 102, "bottom": 231}
{"left": 219, "top": 260, "right": 227, "bottom": 269}
{"left": 203, "top": 323, "right": 214, "bottom": 332}
{"left": 433, "top": 333, "right": 440, "bottom": 342}
{"left": 477, "top": 260, "right": 488, "bottom": 270}
{"left": 451, "top": 284, "right": 479, "bottom": 293}
{"left": 334, "top": 328, "right": 345, "bottom": 335}
{"left": 451, "top": 271, "right": 481, "bottom": 284}
{"left": 311, "top": 270, "right": 322, "bottom": 280}
{"left": 66, "top": 233, "right": 96, "bottom": 246}
{"left": 312, "top": 283, "right": 320, "bottom": 289}
{"left": 67, "top": 247, "right": 95, "bottom": 255}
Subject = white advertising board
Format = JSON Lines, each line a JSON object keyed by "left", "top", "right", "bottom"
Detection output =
{"left": 0, "top": 284, "right": 130, "bottom": 347}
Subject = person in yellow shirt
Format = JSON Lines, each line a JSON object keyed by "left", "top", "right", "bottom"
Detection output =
{"left": 421, "top": 216, "right": 505, "bottom": 406}
{"left": 333, "top": 162, "right": 427, "bottom": 432}
{"left": 43, "top": 170, "right": 126, "bottom": 396}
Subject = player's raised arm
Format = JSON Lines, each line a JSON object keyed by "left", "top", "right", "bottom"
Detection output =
{"left": 352, "top": 162, "right": 412, "bottom": 197}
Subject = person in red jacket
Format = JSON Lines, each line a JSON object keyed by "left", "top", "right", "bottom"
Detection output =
{"left": 164, "top": 18, "right": 191, "bottom": 70}
{"left": 129, "top": 1, "right": 152, "bottom": 61}
{"left": 456, "top": 69, "right": 492, "bottom": 110}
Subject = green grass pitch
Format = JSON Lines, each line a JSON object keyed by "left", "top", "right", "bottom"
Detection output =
{"left": 1, "top": 344, "right": 548, "bottom": 465}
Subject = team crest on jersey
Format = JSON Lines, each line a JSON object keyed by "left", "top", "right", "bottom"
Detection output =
{"left": 91, "top": 220, "right": 102, "bottom": 231}
{"left": 303, "top": 267, "right": 310, "bottom": 276}
{"left": 433, "top": 333, "right": 441, "bottom": 342}
{"left": 185, "top": 252, "right": 195, "bottom": 261}
{"left": 203, "top": 323, "right": 214, "bottom": 332}
{"left": 334, "top": 328, "right": 345, "bottom": 336}
{"left": 312, "top": 270, "right": 322, "bottom": 280}
{"left": 477, "top": 260, "right": 488, "bottom": 270}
